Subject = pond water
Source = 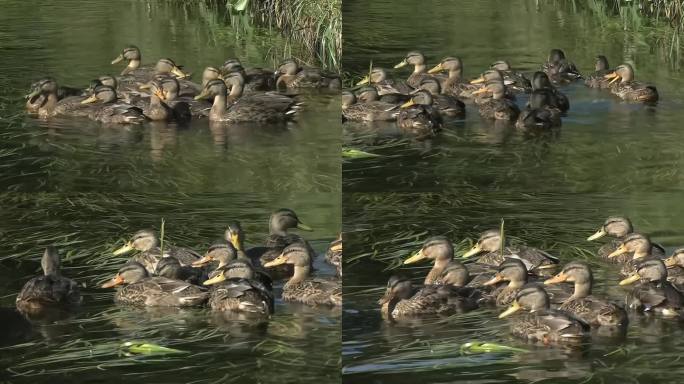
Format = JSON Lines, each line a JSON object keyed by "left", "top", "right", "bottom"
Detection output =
{"left": 0, "top": 1, "right": 340, "bottom": 383}
{"left": 342, "top": 0, "right": 684, "bottom": 383}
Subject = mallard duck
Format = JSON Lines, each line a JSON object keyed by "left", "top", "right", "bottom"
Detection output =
{"left": 515, "top": 89, "right": 562, "bottom": 130}
{"left": 80, "top": 85, "right": 147, "bottom": 124}
{"left": 397, "top": 90, "right": 442, "bottom": 138}
{"left": 544, "top": 261, "right": 628, "bottom": 327}
{"left": 101, "top": 262, "right": 208, "bottom": 307}
{"left": 606, "top": 233, "right": 661, "bottom": 276}
{"left": 490, "top": 60, "right": 532, "bottom": 93}
{"left": 619, "top": 259, "right": 684, "bottom": 317}
{"left": 541, "top": 48, "right": 582, "bottom": 84}
{"left": 531, "top": 71, "right": 569, "bottom": 112}
{"left": 326, "top": 234, "right": 342, "bottom": 277}
{"left": 111, "top": 46, "right": 187, "bottom": 78}
{"left": 194, "top": 79, "right": 297, "bottom": 123}
{"left": 498, "top": 285, "right": 589, "bottom": 344}
{"left": 154, "top": 75, "right": 208, "bottom": 118}
{"left": 112, "top": 229, "right": 202, "bottom": 275}
{"left": 394, "top": 51, "right": 443, "bottom": 88}
{"left": 155, "top": 256, "right": 205, "bottom": 285}
{"left": 25, "top": 78, "right": 100, "bottom": 118}
{"left": 414, "top": 78, "right": 465, "bottom": 118}
{"left": 472, "top": 81, "right": 520, "bottom": 121}
{"left": 111, "top": 46, "right": 146, "bottom": 76}
{"left": 587, "top": 216, "right": 666, "bottom": 261}
{"left": 378, "top": 275, "right": 478, "bottom": 319}
{"left": 585, "top": 55, "right": 613, "bottom": 89}
{"left": 201, "top": 260, "right": 274, "bottom": 315}
{"left": 663, "top": 248, "right": 684, "bottom": 287}
{"left": 15, "top": 247, "right": 81, "bottom": 314}
{"left": 482, "top": 259, "right": 531, "bottom": 306}
{"left": 221, "top": 58, "right": 275, "bottom": 91}
{"left": 264, "top": 243, "right": 341, "bottom": 306}
{"left": 223, "top": 221, "right": 268, "bottom": 263}
{"left": 275, "top": 58, "right": 340, "bottom": 89}
{"left": 427, "top": 57, "right": 479, "bottom": 98}
{"left": 462, "top": 229, "right": 559, "bottom": 276}
{"left": 604, "top": 63, "right": 658, "bottom": 103}
{"left": 341, "top": 89, "right": 398, "bottom": 122}
{"left": 192, "top": 241, "right": 272, "bottom": 290}
{"left": 470, "top": 70, "right": 517, "bottom": 105}
{"left": 403, "top": 236, "right": 457, "bottom": 285}
{"left": 356, "top": 67, "right": 413, "bottom": 102}
{"left": 25, "top": 78, "right": 81, "bottom": 113}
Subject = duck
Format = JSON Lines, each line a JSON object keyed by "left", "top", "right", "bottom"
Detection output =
{"left": 154, "top": 75, "right": 208, "bottom": 118}
{"left": 619, "top": 259, "right": 684, "bottom": 317}
{"left": 221, "top": 58, "right": 275, "bottom": 91}
{"left": 607, "top": 233, "right": 663, "bottom": 276}
{"left": 111, "top": 46, "right": 188, "bottom": 79}
{"left": 194, "top": 79, "right": 298, "bottom": 123}
{"left": 489, "top": 60, "right": 532, "bottom": 93}
{"left": 260, "top": 208, "right": 315, "bottom": 266}
{"left": 482, "top": 259, "right": 531, "bottom": 306}
{"left": 112, "top": 229, "right": 203, "bottom": 275}
{"left": 472, "top": 81, "right": 520, "bottom": 121}
{"left": 584, "top": 55, "right": 613, "bottom": 89}
{"left": 541, "top": 48, "right": 582, "bottom": 84}
{"left": 356, "top": 67, "right": 413, "bottom": 102}
{"left": 462, "top": 229, "right": 559, "bottom": 277}
{"left": 531, "top": 71, "right": 569, "bottom": 112}
{"left": 79, "top": 85, "right": 147, "bottom": 124}
{"left": 515, "top": 89, "right": 562, "bottom": 131}
{"left": 223, "top": 221, "right": 268, "bottom": 263}
{"left": 397, "top": 90, "right": 442, "bottom": 138}
{"left": 544, "top": 261, "right": 628, "bottom": 327}
{"left": 263, "top": 243, "right": 341, "bottom": 306}
{"left": 470, "top": 70, "right": 517, "bottom": 104}
{"left": 25, "top": 78, "right": 101, "bottom": 118}
{"left": 326, "top": 234, "right": 342, "bottom": 277}
{"left": 201, "top": 260, "right": 274, "bottom": 315}
{"left": 498, "top": 285, "right": 589, "bottom": 344}
{"left": 394, "top": 51, "right": 443, "bottom": 88}
{"left": 604, "top": 63, "right": 659, "bottom": 103}
{"left": 587, "top": 216, "right": 666, "bottom": 261}
{"left": 155, "top": 256, "right": 205, "bottom": 285}
{"left": 101, "top": 261, "right": 208, "bottom": 307}
{"left": 15, "top": 246, "right": 81, "bottom": 314}
{"left": 413, "top": 77, "right": 466, "bottom": 118}
{"left": 427, "top": 57, "right": 479, "bottom": 98}
{"left": 341, "top": 89, "right": 398, "bottom": 122}
{"left": 192, "top": 241, "right": 272, "bottom": 290}
{"left": 110, "top": 45, "right": 147, "bottom": 76}
{"left": 378, "top": 275, "right": 478, "bottom": 319}
{"left": 25, "top": 78, "right": 81, "bottom": 113}
{"left": 275, "top": 58, "right": 341, "bottom": 89}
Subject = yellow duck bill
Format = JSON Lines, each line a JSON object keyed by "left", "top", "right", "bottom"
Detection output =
{"left": 296, "top": 223, "right": 313, "bottom": 231}
{"left": 403, "top": 249, "right": 426, "bottom": 265}
{"left": 356, "top": 76, "right": 370, "bottom": 86}
{"left": 607, "top": 245, "right": 627, "bottom": 258}
{"left": 263, "top": 254, "right": 287, "bottom": 268}
{"left": 113, "top": 242, "right": 134, "bottom": 256}
{"left": 619, "top": 273, "right": 641, "bottom": 286}
{"left": 202, "top": 273, "right": 226, "bottom": 286}
{"left": 499, "top": 301, "right": 521, "bottom": 318}
{"left": 587, "top": 228, "right": 607, "bottom": 241}
{"left": 544, "top": 272, "right": 568, "bottom": 285}
{"left": 393, "top": 60, "right": 408, "bottom": 69}
{"left": 427, "top": 64, "right": 443, "bottom": 74}
{"left": 462, "top": 245, "right": 482, "bottom": 258}
{"left": 111, "top": 54, "right": 124, "bottom": 65}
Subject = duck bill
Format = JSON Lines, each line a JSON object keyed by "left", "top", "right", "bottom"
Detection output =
{"left": 587, "top": 228, "right": 607, "bottom": 241}
{"left": 80, "top": 95, "right": 99, "bottom": 104}
{"left": 192, "top": 255, "right": 214, "bottom": 268}
{"left": 194, "top": 89, "right": 210, "bottom": 100}
{"left": 171, "top": 67, "right": 188, "bottom": 79}
{"left": 113, "top": 242, "right": 134, "bottom": 256}
{"left": 356, "top": 76, "right": 370, "bottom": 86}
{"left": 400, "top": 100, "right": 415, "bottom": 109}
{"left": 462, "top": 244, "right": 482, "bottom": 258}
{"left": 264, "top": 254, "right": 287, "bottom": 268}
{"left": 102, "top": 274, "right": 125, "bottom": 288}
{"left": 470, "top": 76, "right": 486, "bottom": 84}
{"left": 619, "top": 273, "right": 641, "bottom": 286}
{"left": 483, "top": 273, "right": 504, "bottom": 286}
{"left": 330, "top": 242, "right": 342, "bottom": 253}
{"left": 393, "top": 60, "right": 408, "bottom": 69}
{"left": 403, "top": 249, "right": 426, "bottom": 265}
{"left": 604, "top": 72, "right": 620, "bottom": 84}
{"left": 25, "top": 89, "right": 41, "bottom": 100}
{"left": 664, "top": 256, "right": 678, "bottom": 268}
{"left": 377, "top": 290, "right": 394, "bottom": 305}
{"left": 427, "top": 63, "right": 443, "bottom": 74}
{"left": 229, "top": 233, "right": 241, "bottom": 249}
{"left": 544, "top": 272, "right": 568, "bottom": 285}
{"left": 498, "top": 301, "right": 521, "bottom": 318}
{"left": 607, "top": 245, "right": 627, "bottom": 259}
{"left": 471, "top": 87, "right": 488, "bottom": 96}
{"left": 202, "top": 273, "right": 226, "bottom": 286}
{"left": 111, "top": 54, "right": 124, "bottom": 65}
{"left": 296, "top": 223, "right": 313, "bottom": 231}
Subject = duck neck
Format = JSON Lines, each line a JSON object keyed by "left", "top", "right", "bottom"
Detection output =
{"left": 413, "top": 64, "right": 426, "bottom": 74}
{"left": 128, "top": 60, "right": 141, "bottom": 70}
{"left": 425, "top": 258, "right": 450, "bottom": 284}
{"left": 633, "top": 249, "right": 649, "bottom": 260}
{"left": 449, "top": 69, "right": 462, "bottom": 81}
{"left": 508, "top": 276, "right": 527, "bottom": 289}
{"left": 210, "top": 94, "right": 227, "bottom": 117}
{"left": 287, "top": 265, "right": 310, "bottom": 286}
{"left": 572, "top": 281, "right": 592, "bottom": 299}
{"left": 42, "top": 92, "right": 58, "bottom": 114}
{"left": 227, "top": 83, "right": 243, "bottom": 104}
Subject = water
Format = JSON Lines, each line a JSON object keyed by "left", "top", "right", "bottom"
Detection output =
{"left": 0, "top": 1, "right": 340, "bottom": 383}
{"left": 342, "top": 1, "right": 684, "bottom": 383}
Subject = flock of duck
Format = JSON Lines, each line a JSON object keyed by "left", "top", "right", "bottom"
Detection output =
{"left": 25, "top": 45, "right": 340, "bottom": 124}
{"left": 14, "top": 209, "right": 341, "bottom": 324}
{"left": 381, "top": 216, "right": 684, "bottom": 345}
{"left": 342, "top": 49, "right": 659, "bottom": 139}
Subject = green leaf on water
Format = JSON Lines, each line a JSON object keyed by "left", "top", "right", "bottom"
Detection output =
{"left": 459, "top": 341, "right": 527, "bottom": 355}
{"left": 120, "top": 341, "right": 187, "bottom": 356}
{"left": 343, "top": 148, "right": 380, "bottom": 159}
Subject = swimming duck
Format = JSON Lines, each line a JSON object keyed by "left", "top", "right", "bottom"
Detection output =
{"left": 607, "top": 233, "right": 662, "bottom": 276}
{"left": 397, "top": 90, "right": 442, "bottom": 138}
{"left": 201, "top": 260, "right": 274, "bottom": 315}
{"left": 462, "top": 229, "right": 559, "bottom": 276}
{"left": 80, "top": 85, "right": 147, "bottom": 124}
{"left": 483, "top": 259, "right": 531, "bottom": 306}
{"left": 604, "top": 63, "right": 659, "bottom": 103}
{"left": 663, "top": 248, "right": 684, "bottom": 287}
{"left": 112, "top": 229, "right": 203, "bottom": 275}
{"left": 155, "top": 256, "right": 205, "bottom": 285}
{"left": 111, "top": 46, "right": 188, "bottom": 78}
{"left": 394, "top": 51, "right": 443, "bottom": 88}
{"left": 515, "top": 89, "right": 562, "bottom": 131}
{"left": 221, "top": 58, "right": 275, "bottom": 91}
{"left": 585, "top": 55, "right": 614, "bottom": 89}
{"left": 498, "top": 285, "right": 589, "bottom": 344}
{"left": 531, "top": 71, "right": 569, "bottom": 112}
{"left": 427, "top": 57, "right": 479, "bottom": 98}
{"left": 378, "top": 275, "right": 478, "bottom": 319}
{"left": 470, "top": 70, "right": 518, "bottom": 105}
{"left": 587, "top": 216, "right": 666, "bottom": 261}
{"left": 101, "top": 262, "right": 208, "bottom": 307}
{"left": 154, "top": 75, "right": 208, "bottom": 118}
{"left": 490, "top": 60, "right": 532, "bottom": 93}
{"left": 15, "top": 247, "right": 81, "bottom": 314}
{"left": 194, "top": 79, "right": 298, "bottom": 123}
{"left": 25, "top": 78, "right": 99, "bottom": 118}
{"left": 25, "top": 78, "right": 81, "bottom": 113}
{"left": 260, "top": 208, "right": 315, "bottom": 265}
{"left": 326, "top": 234, "right": 342, "bottom": 277}
{"left": 275, "top": 58, "right": 341, "bottom": 89}
{"left": 222, "top": 72, "right": 300, "bottom": 111}
{"left": 264, "top": 243, "right": 341, "bottom": 306}
{"left": 619, "top": 259, "right": 684, "bottom": 317}
{"left": 192, "top": 241, "right": 272, "bottom": 290}
{"left": 541, "top": 48, "right": 582, "bottom": 84}
{"left": 356, "top": 67, "right": 413, "bottom": 102}
{"left": 544, "top": 261, "right": 628, "bottom": 327}
{"left": 413, "top": 78, "right": 466, "bottom": 118}
{"left": 223, "top": 221, "right": 268, "bottom": 263}
{"left": 472, "top": 81, "right": 520, "bottom": 121}
{"left": 341, "top": 89, "right": 398, "bottom": 122}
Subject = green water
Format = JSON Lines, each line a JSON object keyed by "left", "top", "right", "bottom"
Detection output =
{"left": 342, "top": 1, "right": 684, "bottom": 383}
{"left": 0, "top": 1, "right": 340, "bottom": 383}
